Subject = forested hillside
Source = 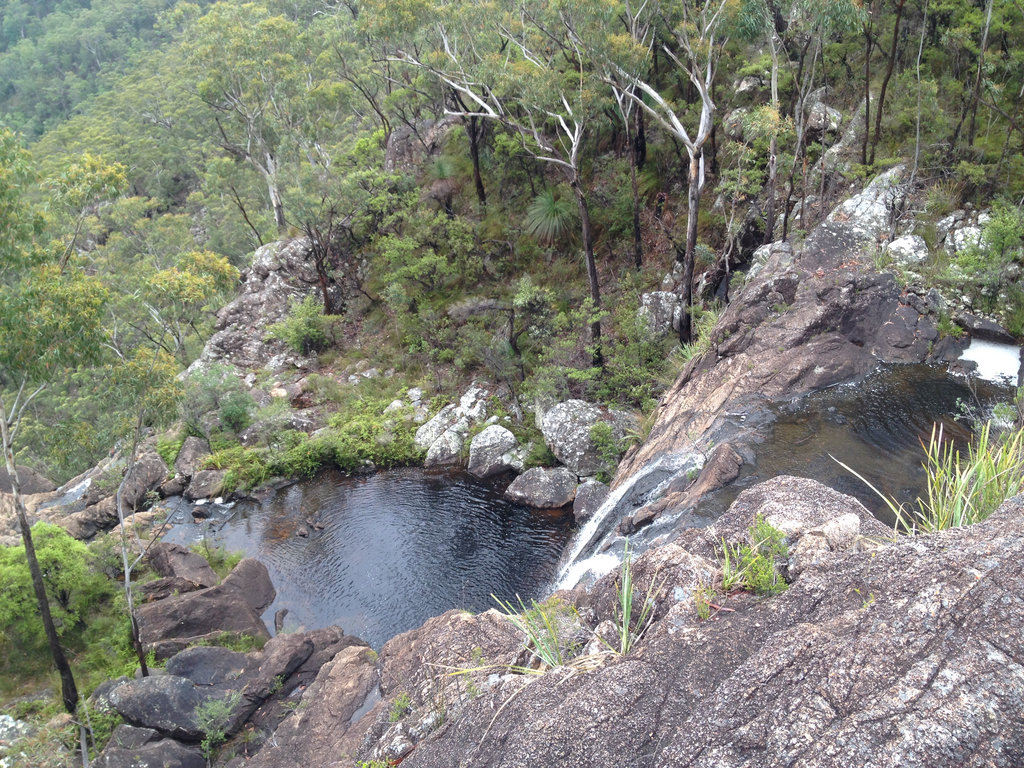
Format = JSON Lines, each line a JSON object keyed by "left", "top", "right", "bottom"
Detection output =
{"left": 3, "top": 0, "right": 1024, "bottom": 483}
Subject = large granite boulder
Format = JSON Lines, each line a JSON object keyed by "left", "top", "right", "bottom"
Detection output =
{"left": 147, "top": 542, "right": 219, "bottom": 589}
{"left": 135, "top": 558, "right": 274, "bottom": 659}
{"left": 0, "top": 465, "right": 55, "bottom": 495}
{"left": 121, "top": 450, "right": 169, "bottom": 511}
{"left": 173, "top": 437, "right": 211, "bottom": 478}
{"left": 540, "top": 400, "right": 634, "bottom": 476}
{"left": 415, "top": 384, "right": 490, "bottom": 467}
{"left": 504, "top": 467, "right": 577, "bottom": 508}
{"left": 106, "top": 676, "right": 215, "bottom": 742}
{"left": 94, "top": 725, "right": 205, "bottom": 768}
{"left": 467, "top": 425, "right": 521, "bottom": 479}
{"left": 184, "top": 469, "right": 228, "bottom": 501}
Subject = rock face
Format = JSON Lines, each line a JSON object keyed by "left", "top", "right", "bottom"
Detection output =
{"left": 540, "top": 400, "right": 634, "bottom": 476}
{"left": 0, "top": 465, "right": 55, "bottom": 495}
{"left": 147, "top": 542, "right": 219, "bottom": 589}
{"left": 415, "top": 384, "right": 490, "bottom": 467}
{"left": 94, "top": 725, "right": 205, "bottom": 768}
{"left": 173, "top": 437, "right": 211, "bottom": 478}
{"left": 617, "top": 166, "right": 945, "bottom": 504}
{"left": 194, "top": 238, "right": 325, "bottom": 372}
{"left": 254, "top": 483, "right": 1024, "bottom": 768}
{"left": 504, "top": 467, "right": 577, "bottom": 508}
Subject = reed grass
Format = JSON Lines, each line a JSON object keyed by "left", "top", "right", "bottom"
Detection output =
{"left": 833, "top": 421, "right": 1024, "bottom": 534}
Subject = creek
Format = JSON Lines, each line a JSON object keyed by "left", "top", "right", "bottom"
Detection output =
{"left": 163, "top": 469, "right": 573, "bottom": 648}
{"left": 558, "top": 351, "right": 1019, "bottom": 587}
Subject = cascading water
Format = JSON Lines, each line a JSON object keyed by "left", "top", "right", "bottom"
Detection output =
{"left": 552, "top": 451, "right": 705, "bottom": 590}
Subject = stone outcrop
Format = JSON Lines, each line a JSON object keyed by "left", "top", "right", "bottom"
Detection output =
{"left": 0, "top": 465, "right": 55, "bottom": 495}
{"left": 613, "top": 166, "right": 955, "bottom": 535}
{"left": 415, "top": 384, "right": 490, "bottom": 467}
{"left": 95, "top": 725, "right": 205, "bottom": 768}
{"left": 504, "top": 467, "right": 577, "bottom": 508}
{"left": 540, "top": 400, "right": 635, "bottom": 476}
{"left": 193, "top": 238, "right": 325, "bottom": 373}
{"left": 135, "top": 557, "right": 275, "bottom": 660}
{"left": 242, "top": 483, "right": 1024, "bottom": 768}
{"left": 466, "top": 425, "right": 521, "bottom": 479}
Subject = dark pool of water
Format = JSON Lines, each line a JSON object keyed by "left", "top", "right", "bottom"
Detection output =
{"left": 163, "top": 469, "right": 573, "bottom": 648}
{"left": 708, "top": 364, "right": 1014, "bottom": 526}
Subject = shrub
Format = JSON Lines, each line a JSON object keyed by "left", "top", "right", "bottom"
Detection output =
{"left": 0, "top": 522, "right": 115, "bottom": 655}
{"left": 835, "top": 421, "right": 1024, "bottom": 533}
{"left": 266, "top": 295, "right": 334, "bottom": 355}
{"left": 493, "top": 595, "right": 582, "bottom": 669}
{"left": 180, "top": 364, "right": 254, "bottom": 438}
{"left": 718, "top": 514, "right": 789, "bottom": 596}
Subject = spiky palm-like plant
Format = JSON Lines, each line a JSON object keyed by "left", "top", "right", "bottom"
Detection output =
{"left": 524, "top": 186, "right": 577, "bottom": 245}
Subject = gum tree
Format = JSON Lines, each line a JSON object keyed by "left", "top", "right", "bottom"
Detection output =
{"left": 382, "top": 0, "right": 608, "bottom": 363}
{"left": 0, "top": 129, "right": 107, "bottom": 719}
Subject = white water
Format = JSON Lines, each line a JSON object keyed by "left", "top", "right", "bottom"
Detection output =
{"left": 959, "top": 339, "right": 1021, "bottom": 385}
{"left": 552, "top": 451, "right": 705, "bottom": 590}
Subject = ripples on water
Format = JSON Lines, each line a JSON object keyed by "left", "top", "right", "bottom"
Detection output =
{"left": 164, "top": 469, "right": 573, "bottom": 648}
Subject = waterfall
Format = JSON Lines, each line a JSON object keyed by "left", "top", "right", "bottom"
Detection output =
{"left": 552, "top": 451, "right": 705, "bottom": 590}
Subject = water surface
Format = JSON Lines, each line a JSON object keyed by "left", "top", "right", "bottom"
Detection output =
{"left": 164, "top": 469, "right": 573, "bottom": 648}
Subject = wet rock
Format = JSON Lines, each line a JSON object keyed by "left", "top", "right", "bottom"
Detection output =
{"left": 540, "top": 400, "right": 634, "bottom": 476}
{"left": 173, "top": 437, "right": 211, "bottom": 478}
{"left": 504, "top": 467, "right": 577, "bottom": 508}
{"left": 350, "top": 489, "right": 1024, "bottom": 768}
{"left": 467, "top": 425, "right": 521, "bottom": 479}
{"left": 572, "top": 480, "right": 610, "bottom": 524}
{"left": 956, "top": 312, "right": 1017, "bottom": 344}
{"left": 60, "top": 496, "right": 119, "bottom": 540}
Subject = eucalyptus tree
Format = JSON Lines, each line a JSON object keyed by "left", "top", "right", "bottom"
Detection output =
{"left": 384, "top": 0, "right": 610, "bottom": 362}
{"left": 181, "top": 1, "right": 336, "bottom": 234}
{"left": 0, "top": 129, "right": 107, "bottom": 723}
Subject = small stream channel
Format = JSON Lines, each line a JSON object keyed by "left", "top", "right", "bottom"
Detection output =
{"left": 163, "top": 469, "right": 573, "bottom": 648}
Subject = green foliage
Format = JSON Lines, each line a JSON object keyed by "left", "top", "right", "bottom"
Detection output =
{"left": 610, "top": 542, "right": 661, "bottom": 655}
{"left": 493, "top": 594, "right": 581, "bottom": 669}
{"left": 189, "top": 541, "right": 243, "bottom": 580}
{"left": 719, "top": 514, "right": 789, "bottom": 596}
{"left": 588, "top": 421, "right": 624, "bottom": 483}
{"left": 388, "top": 691, "right": 412, "bottom": 722}
{"left": 950, "top": 202, "right": 1024, "bottom": 307}
{"left": 266, "top": 295, "right": 335, "bottom": 355}
{"left": 524, "top": 186, "right": 577, "bottom": 245}
{"left": 195, "top": 691, "right": 241, "bottom": 763}
{"left": 0, "top": 523, "right": 116, "bottom": 656}
{"left": 839, "top": 422, "right": 1024, "bottom": 534}
{"left": 180, "top": 364, "right": 254, "bottom": 438}
{"left": 156, "top": 431, "right": 187, "bottom": 468}
{"left": 679, "top": 303, "right": 722, "bottom": 362}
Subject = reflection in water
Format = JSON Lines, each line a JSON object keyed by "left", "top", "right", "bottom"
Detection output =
{"left": 164, "top": 469, "right": 573, "bottom": 648}
{"left": 717, "top": 364, "right": 1012, "bottom": 526}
